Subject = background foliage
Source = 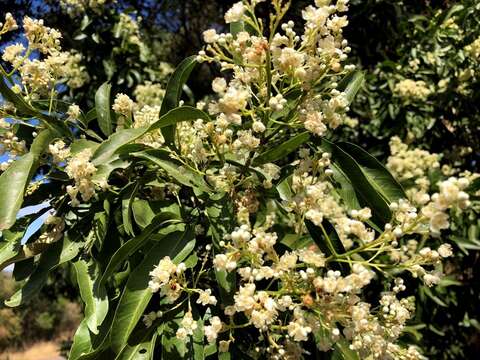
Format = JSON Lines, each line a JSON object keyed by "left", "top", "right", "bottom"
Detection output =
{"left": 0, "top": 0, "right": 479, "bottom": 359}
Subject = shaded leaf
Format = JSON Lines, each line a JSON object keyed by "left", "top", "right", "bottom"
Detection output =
{"left": 110, "top": 229, "right": 195, "bottom": 354}
{"left": 92, "top": 128, "right": 145, "bottom": 166}
{"left": 160, "top": 56, "right": 197, "bottom": 146}
{"left": 95, "top": 82, "right": 113, "bottom": 137}
{"left": 74, "top": 259, "right": 109, "bottom": 335}
{"left": 0, "top": 153, "right": 35, "bottom": 230}
{"left": 252, "top": 132, "right": 310, "bottom": 166}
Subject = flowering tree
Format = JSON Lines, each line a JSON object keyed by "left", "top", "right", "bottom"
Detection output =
{"left": 0, "top": 1, "right": 478, "bottom": 359}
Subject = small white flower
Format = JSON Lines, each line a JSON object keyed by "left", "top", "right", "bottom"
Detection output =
{"left": 225, "top": 2, "right": 245, "bottom": 23}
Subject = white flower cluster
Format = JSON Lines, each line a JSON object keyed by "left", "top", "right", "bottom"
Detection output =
{"left": 134, "top": 81, "right": 166, "bottom": 108}
{"left": 421, "top": 177, "right": 470, "bottom": 236}
{"left": 65, "top": 149, "right": 98, "bottom": 206}
{"left": 387, "top": 136, "right": 440, "bottom": 182}
{"left": 465, "top": 36, "right": 480, "bottom": 61}
{"left": 197, "top": 0, "right": 354, "bottom": 155}
{"left": 49, "top": 140, "right": 71, "bottom": 163}
{"left": 148, "top": 256, "right": 186, "bottom": 303}
{"left": 0, "top": 118, "right": 27, "bottom": 170}
{"left": 286, "top": 149, "right": 374, "bottom": 248}
{"left": 133, "top": 105, "right": 165, "bottom": 148}
{"left": 394, "top": 79, "right": 431, "bottom": 101}
{"left": 2, "top": 17, "right": 89, "bottom": 96}
{"left": 59, "top": 0, "right": 113, "bottom": 15}
{"left": 0, "top": 13, "right": 18, "bottom": 36}
{"left": 112, "top": 93, "right": 136, "bottom": 117}
{"left": 346, "top": 294, "right": 421, "bottom": 359}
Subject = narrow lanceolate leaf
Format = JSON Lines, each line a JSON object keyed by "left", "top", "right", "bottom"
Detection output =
{"left": 0, "top": 153, "right": 35, "bottom": 230}
{"left": 30, "top": 129, "right": 59, "bottom": 156}
{"left": 146, "top": 106, "right": 210, "bottom": 133}
{"left": 319, "top": 139, "right": 392, "bottom": 224}
{"left": 74, "top": 259, "right": 109, "bottom": 335}
{"left": 70, "top": 319, "right": 94, "bottom": 360}
{"left": 305, "top": 220, "right": 347, "bottom": 272}
{"left": 0, "top": 76, "right": 36, "bottom": 116}
{"left": 95, "top": 82, "right": 113, "bottom": 137}
{"left": 91, "top": 128, "right": 145, "bottom": 166}
{"left": 0, "top": 128, "right": 61, "bottom": 230}
{"left": 134, "top": 150, "right": 211, "bottom": 192}
{"left": 305, "top": 220, "right": 346, "bottom": 257}
{"left": 115, "top": 330, "right": 158, "bottom": 360}
{"left": 337, "top": 142, "right": 406, "bottom": 202}
{"left": 5, "top": 236, "right": 83, "bottom": 306}
{"left": 99, "top": 212, "right": 180, "bottom": 285}
{"left": 110, "top": 229, "right": 195, "bottom": 354}
{"left": 0, "top": 229, "right": 25, "bottom": 271}
{"left": 70, "top": 306, "right": 114, "bottom": 360}
{"left": 121, "top": 182, "right": 139, "bottom": 237}
{"left": 0, "top": 77, "right": 72, "bottom": 139}
{"left": 332, "top": 339, "right": 360, "bottom": 360}
{"left": 252, "top": 132, "right": 310, "bottom": 166}
{"left": 339, "top": 71, "right": 365, "bottom": 104}
{"left": 160, "top": 56, "right": 197, "bottom": 146}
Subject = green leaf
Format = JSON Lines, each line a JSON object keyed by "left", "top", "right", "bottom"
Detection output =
{"left": 110, "top": 228, "right": 195, "bottom": 354}
{"left": 332, "top": 339, "right": 360, "bottom": 360}
{"left": 0, "top": 77, "right": 72, "bottom": 139}
{"left": 339, "top": 71, "right": 365, "bottom": 104}
{"left": 71, "top": 139, "right": 100, "bottom": 155}
{"left": 70, "top": 319, "right": 94, "bottom": 360}
{"left": 132, "top": 200, "right": 156, "bottom": 229}
{"left": 280, "top": 233, "right": 312, "bottom": 250}
{"left": 230, "top": 21, "right": 245, "bottom": 36}
{"left": 305, "top": 220, "right": 346, "bottom": 257}
{"left": 134, "top": 150, "right": 211, "bottom": 192}
{"left": 5, "top": 235, "right": 83, "bottom": 306}
{"left": 320, "top": 139, "right": 392, "bottom": 224}
{"left": 122, "top": 182, "right": 140, "bottom": 237}
{"left": 252, "top": 132, "right": 310, "bottom": 166}
{"left": 160, "top": 56, "right": 197, "bottom": 146}
{"left": 146, "top": 106, "right": 210, "bottom": 133}
{"left": 114, "top": 331, "right": 157, "bottom": 360}
{"left": 30, "top": 129, "right": 59, "bottom": 156}
{"left": 0, "top": 153, "right": 35, "bottom": 230}
{"left": 95, "top": 82, "right": 113, "bottom": 137}
{"left": 337, "top": 142, "right": 406, "bottom": 202}
{"left": 0, "top": 229, "right": 25, "bottom": 271}
{"left": 91, "top": 128, "right": 145, "bottom": 166}
{"left": 99, "top": 213, "right": 180, "bottom": 285}
{"left": 92, "top": 159, "right": 131, "bottom": 183}
{"left": 0, "top": 129, "right": 61, "bottom": 230}
{"left": 0, "top": 76, "right": 37, "bottom": 116}
{"left": 74, "top": 259, "right": 109, "bottom": 335}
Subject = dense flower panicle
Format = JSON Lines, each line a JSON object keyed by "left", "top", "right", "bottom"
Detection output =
{"left": 65, "top": 149, "right": 98, "bottom": 206}
{"left": 394, "top": 79, "right": 431, "bottom": 101}
{"left": 196, "top": 0, "right": 354, "bottom": 149}
{"left": 23, "top": 17, "right": 62, "bottom": 54}
{"left": 134, "top": 81, "right": 167, "bottom": 107}
{"left": 132, "top": 105, "right": 165, "bottom": 148}
{"left": 387, "top": 136, "right": 440, "bottom": 182}
{"left": 112, "top": 93, "right": 136, "bottom": 117}
{"left": 465, "top": 36, "right": 480, "bottom": 61}
{"left": 59, "top": 0, "right": 114, "bottom": 15}
{"left": 49, "top": 140, "right": 71, "bottom": 163}
{"left": 1, "top": 18, "right": 89, "bottom": 96}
